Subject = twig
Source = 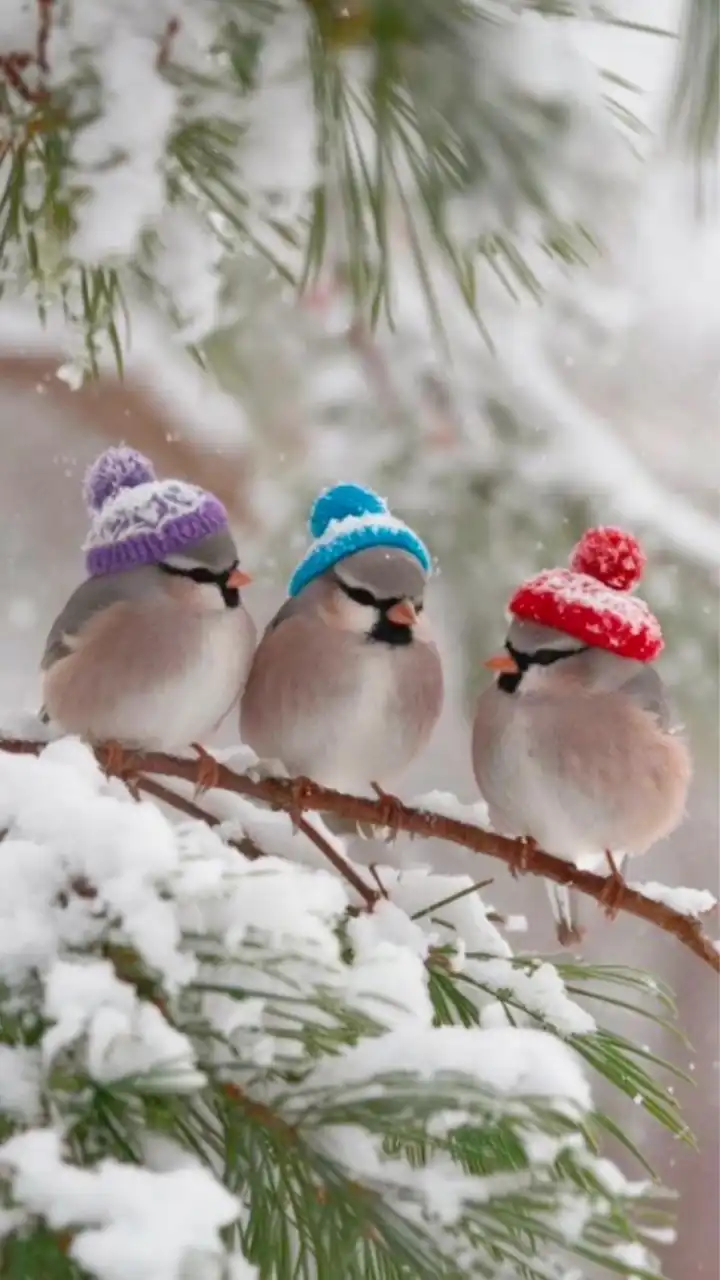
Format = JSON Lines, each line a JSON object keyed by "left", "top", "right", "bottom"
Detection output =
{"left": 292, "top": 812, "right": 380, "bottom": 909}
{"left": 1, "top": 737, "right": 717, "bottom": 972}
{"left": 157, "top": 18, "right": 180, "bottom": 69}
{"left": 36, "top": 0, "right": 54, "bottom": 74}
{"left": 134, "top": 774, "right": 263, "bottom": 862}
{"left": 0, "top": 53, "right": 46, "bottom": 104}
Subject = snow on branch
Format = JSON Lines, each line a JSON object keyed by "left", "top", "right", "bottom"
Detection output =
{"left": 0, "top": 735, "right": 717, "bottom": 973}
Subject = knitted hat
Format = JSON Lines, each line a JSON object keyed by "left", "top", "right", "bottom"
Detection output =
{"left": 508, "top": 526, "right": 663, "bottom": 662}
{"left": 82, "top": 446, "right": 230, "bottom": 577}
{"left": 288, "top": 483, "right": 432, "bottom": 597}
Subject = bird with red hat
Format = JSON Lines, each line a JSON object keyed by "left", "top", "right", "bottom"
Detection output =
{"left": 471, "top": 525, "right": 691, "bottom": 944}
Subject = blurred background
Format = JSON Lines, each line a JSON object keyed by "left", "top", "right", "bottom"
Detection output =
{"left": 0, "top": 0, "right": 716, "bottom": 1273}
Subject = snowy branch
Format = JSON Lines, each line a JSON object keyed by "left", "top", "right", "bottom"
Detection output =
{"left": 0, "top": 736, "right": 716, "bottom": 973}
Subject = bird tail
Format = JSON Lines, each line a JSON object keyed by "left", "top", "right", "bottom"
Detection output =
{"left": 545, "top": 881, "right": 584, "bottom": 947}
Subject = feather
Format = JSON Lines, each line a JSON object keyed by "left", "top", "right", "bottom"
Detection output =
{"left": 241, "top": 577, "right": 442, "bottom": 792}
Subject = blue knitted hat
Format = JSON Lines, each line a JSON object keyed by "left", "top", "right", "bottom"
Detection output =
{"left": 288, "top": 483, "right": 432, "bottom": 597}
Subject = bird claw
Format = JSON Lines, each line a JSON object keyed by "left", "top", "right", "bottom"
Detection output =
{"left": 191, "top": 743, "right": 221, "bottom": 796}
{"left": 556, "top": 919, "right": 586, "bottom": 947}
{"left": 370, "top": 782, "right": 404, "bottom": 844}
{"left": 599, "top": 850, "right": 627, "bottom": 920}
{"left": 98, "top": 740, "right": 140, "bottom": 795}
{"left": 509, "top": 836, "right": 538, "bottom": 879}
{"left": 286, "top": 774, "right": 316, "bottom": 832}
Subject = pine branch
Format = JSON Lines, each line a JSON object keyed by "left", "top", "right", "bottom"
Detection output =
{"left": 134, "top": 774, "right": 265, "bottom": 862}
{"left": 1, "top": 736, "right": 716, "bottom": 972}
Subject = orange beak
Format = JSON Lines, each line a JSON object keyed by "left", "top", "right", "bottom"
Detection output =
{"left": 227, "top": 567, "right": 252, "bottom": 589}
{"left": 484, "top": 652, "right": 519, "bottom": 674}
{"left": 386, "top": 599, "right": 418, "bottom": 626}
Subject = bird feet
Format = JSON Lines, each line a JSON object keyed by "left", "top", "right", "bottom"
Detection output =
{"left": 191, "top": 743, "right": 221, "bottom": 796}
{"left": 285, "top": 774, "right": 317, "bottom": 832}
{"left": 370, "top": 782, "right": 405, "bottom": 844}
{"left": 556, "top": 919, "right": 586, "bottom": 947}
{"left": 599, "top": 850, "right": 627, "bottom": 920}
{"left": 508, "top": 836, "right": 538, "bottom": 880}
{"left": 97, "top": 740, "right": 141, "bottom": 796}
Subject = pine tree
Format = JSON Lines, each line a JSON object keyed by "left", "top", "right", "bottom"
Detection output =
{"left": 0, "top": 731, "right": 716, "bottom": 1279}
{"left": 0, "top": 4, "right": 718, "bottom": 1278}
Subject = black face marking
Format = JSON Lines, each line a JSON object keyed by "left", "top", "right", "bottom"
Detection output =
{"left": 369, "top": 616, "right": 414, "bottom": 647}
{"left": 498, "top": 640, "right": 590, "bottom": 695}
{"left": 341, "top": 583, "right": 376, "bottom": 608}
{"left": 336, "top": 578, "right": 421, "bottom": 647}
{"left": 159, "top": 560, "right": 240, "bottom": 609}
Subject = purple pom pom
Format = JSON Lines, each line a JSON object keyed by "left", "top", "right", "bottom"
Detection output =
{"left": 83, "top": 446, "right": 156, "bottom": 513}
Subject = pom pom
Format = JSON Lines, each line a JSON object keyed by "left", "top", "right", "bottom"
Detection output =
{"left": 309, "top": 483, "right": 388, "bottom": 539}
{"left": 83, "top": 446, "right": 156, "bottom": 513}
{"left": 569, "top": 526, "right": 646, "bottom": 592}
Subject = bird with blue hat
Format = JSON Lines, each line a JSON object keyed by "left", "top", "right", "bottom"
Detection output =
{"left": 241, "top": 482, "right": 443, "bottom": 796}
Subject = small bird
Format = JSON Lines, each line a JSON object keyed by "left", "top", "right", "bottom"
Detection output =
{"left": 41, "top": 446, "right": 256, "bottom": 752}
{"left": 240, "top": 483, "right": 443, "bottom": 794}
{"left": 471, "top": 526, "right": 692, "bottom": 944}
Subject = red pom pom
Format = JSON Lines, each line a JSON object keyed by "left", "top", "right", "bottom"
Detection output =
{"left": 569, "top": 526, "right": 645, "bottom": 592}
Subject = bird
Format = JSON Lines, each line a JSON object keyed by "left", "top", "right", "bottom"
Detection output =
{"left": 41, "top": 446, "right": 256, "bottom": 753}
{"left": 240, "top": 483, "right": 443, "bottom": 798}
{"left": 471, "top": 525, "right": 692, "bottom": 945}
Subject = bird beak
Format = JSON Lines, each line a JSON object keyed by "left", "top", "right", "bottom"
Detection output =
{"left": 484, "top": 653, "right": 519, "bottom": 674}
{"left": 227, "top": 567, "right": 252, "bottom": 589}
{"left": 386, "top": 599, "right": 418, "bottom": 626}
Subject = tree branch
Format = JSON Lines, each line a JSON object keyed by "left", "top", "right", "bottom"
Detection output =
{"left": 134, "top": 774, "right": 264, "bottom": 862}
{"left": 1, "top": 736, "right": 717, "bottom": 972}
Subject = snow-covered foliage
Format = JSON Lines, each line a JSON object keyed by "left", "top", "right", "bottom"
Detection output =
{"left": 0, "top": 737, "right": 676, "bottom": 1279}
{"left": 0, "top": 0, "right": 703, "bottom": 373}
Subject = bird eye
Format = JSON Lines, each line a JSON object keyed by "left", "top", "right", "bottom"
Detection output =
{"left": 341, "top": 584, "right": 377, "bottom": 608}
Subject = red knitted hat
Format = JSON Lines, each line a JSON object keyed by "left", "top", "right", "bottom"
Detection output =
{"left": 508, "top": 526, "right": 663, "bottom": 662}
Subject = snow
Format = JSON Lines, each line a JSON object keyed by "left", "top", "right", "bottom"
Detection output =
{"left": 0, "top": 1129, "right": 245, "bottom": 1280}
{"left": 628, "top": 880, "right": 717, "bottom": 918}
{"left": 238, "top": 7, "right": 317, "bottom": 221}
{"left": 467, "top": 957, "right": 597, "bottom": 1037}
{"left": 71, "top": 35, "right": 177, "bottom": 261}
{"left": 307, "top": 1024, "right": 592, "bottom": 1110}
{"left": 410, "top": 789, "right": 492, "bottom": 830}
{"left": 0, "top": 1045, "right": 42, "bottom": 1122}
{"left": 43, "top": 959, "right": 204, "bottom": 1090}
{"left": 0, "top": 732, "right": 667, "bottom": 1275}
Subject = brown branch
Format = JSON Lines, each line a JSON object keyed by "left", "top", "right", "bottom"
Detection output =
{"left": 292, "top": 811, "right": 380, "bottom": 909}
{"left": 0, "top": 0, "right": 54, "bottom": 104}
{"left": 157, "top": 18, "right": 180, "bottom": 69}
{"left": 134, "top": 774, "right": 263, "bottom": 862}
{"left": 1, "top": 736, "right": 717, "bottom": 972}
{"left": 36, "top": 0, "right": 54, "bottom": 74}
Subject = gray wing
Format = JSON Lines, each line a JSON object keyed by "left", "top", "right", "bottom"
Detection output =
{"left": 41, "top": 568, "right": 159, "bottom": 671}
{"left": 263, "top": 595, "right": 305, "bottom": 637}
{"left": 620, "top": 665, "right": 674, "bottom": 731}
{"left": 262, "top": 580, "right": 327, "bottom": 638}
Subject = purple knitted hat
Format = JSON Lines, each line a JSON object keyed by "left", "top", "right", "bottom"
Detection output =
{"left": 82, "top": 446, "right": 230, "bottom": 576}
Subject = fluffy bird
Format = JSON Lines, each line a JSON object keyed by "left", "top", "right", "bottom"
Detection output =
{"left": 471, "top": 526, "right": 691, "bottom": 944}
{"left": 240, "top": 483, "right": 443, "bottom": 793}
{"left": 41, "top": 446, "right": 256, "bottom": 751}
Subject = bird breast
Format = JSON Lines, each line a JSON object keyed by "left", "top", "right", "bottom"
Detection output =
{"left": 472, "top": 684, "right": 691, "bottom": 860}
{"left": 43, "top": 596, "right": 255, "bottom": 750}
{"left": 241, "top": 616, "right": 443, "bottom": 792}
